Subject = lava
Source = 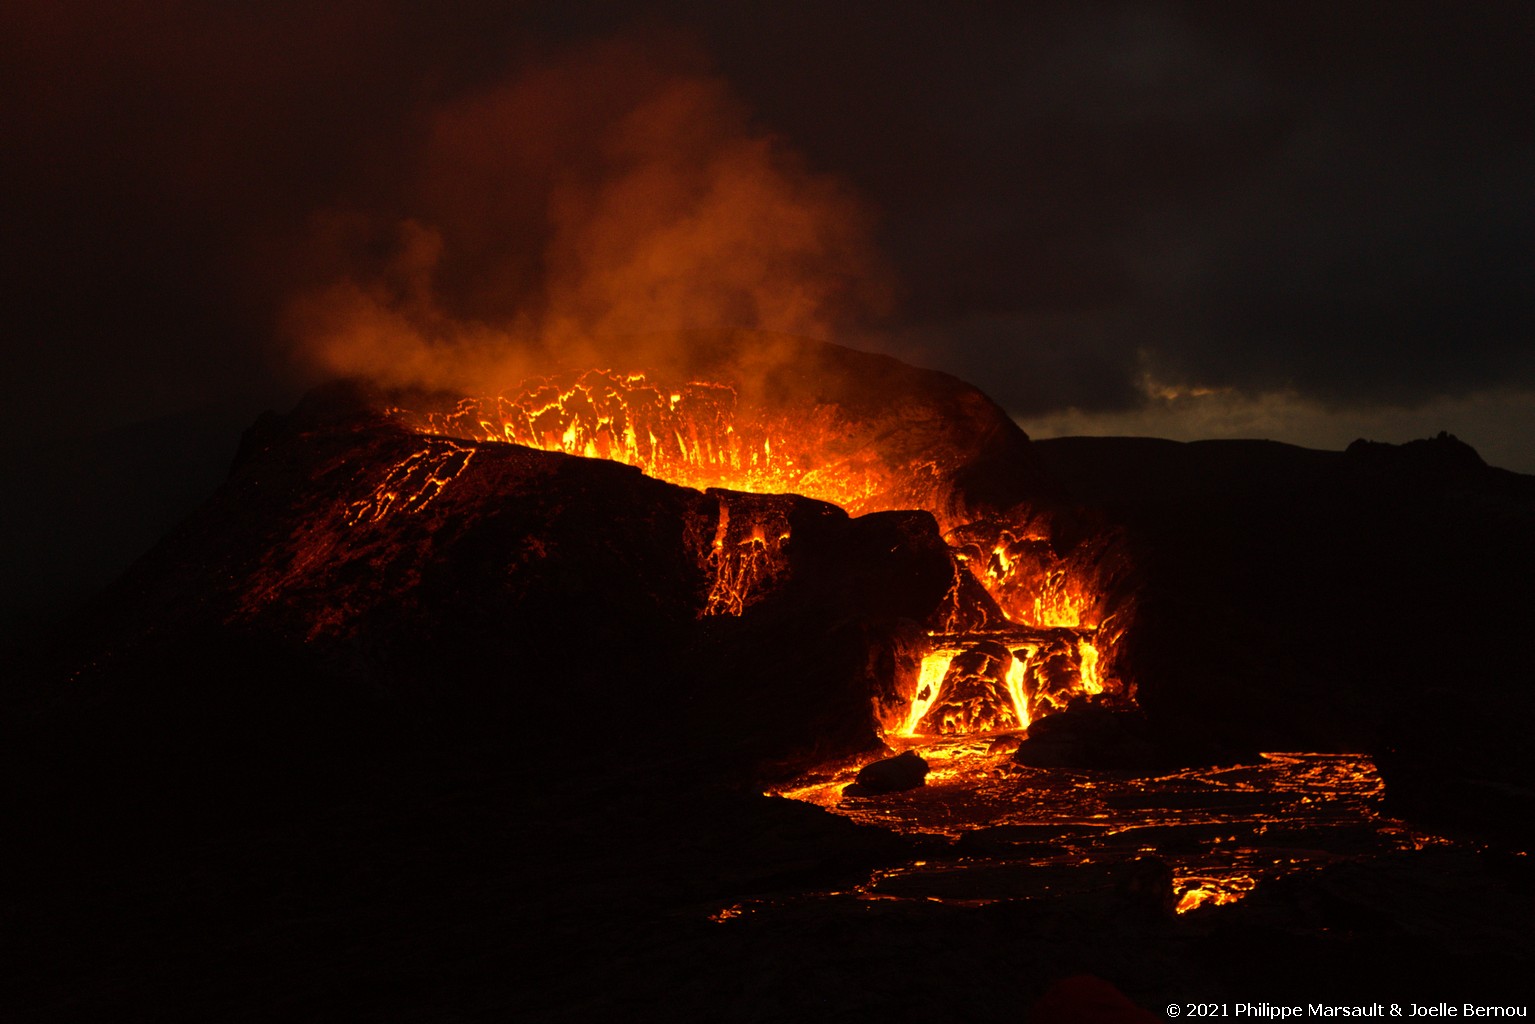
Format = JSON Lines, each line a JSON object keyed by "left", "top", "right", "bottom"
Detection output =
{"left": 901, "top": 649, "right": 961, "bottom": 736}
{"left": 390, "top": 370, "right": 891, "bottom": 514}
{"left": 765, "top": 750, "right": 1442, "bottom": 916}
{"left": 703, "top": 495, "right": 793, "bottom": 617}
{"left": 1174, "top": 875, "right": 1256, "bottom": 914}
{"left": 384, "top": 366, "right": 1128, "bottom": 738}
{"left": 346, "top": 440, "right": 477, "bottom": 525}
{"left": 914, "top": 642, "right": 1026, "bottom": 736}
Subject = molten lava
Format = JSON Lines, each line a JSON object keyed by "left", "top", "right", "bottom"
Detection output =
{"left": 384, "top": 366, "right": 1126, "bottom": 737}
{"left": 763, "top": 749, "right": 1433, "bottom": 918}
{"left": 391, "top": 370, "right": 892, "bottom": 514}
{"left": 346, "top": 440, "right": 478, "bottom": 526}
{"left": 702, "top": 494, "right": 794, "bottom": 617}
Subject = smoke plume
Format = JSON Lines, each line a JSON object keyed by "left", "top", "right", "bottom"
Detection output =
{"left": 284, "top": 39, "right": 890, "bottom": 392}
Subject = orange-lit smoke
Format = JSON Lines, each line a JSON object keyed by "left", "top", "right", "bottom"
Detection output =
{"left": 284, "top": 39, "right": 890, "bottom": 391}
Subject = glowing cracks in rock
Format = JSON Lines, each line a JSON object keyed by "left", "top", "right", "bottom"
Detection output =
{"left": 345, "top": 441, "right": 476, "bottom": 526}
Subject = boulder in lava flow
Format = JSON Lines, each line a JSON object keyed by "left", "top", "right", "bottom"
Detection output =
{"left": 1013, "top": 705, "right": 1168, "bottom": 770}
{"left": 847, "top": 750, "right": 930, "bottom": 794}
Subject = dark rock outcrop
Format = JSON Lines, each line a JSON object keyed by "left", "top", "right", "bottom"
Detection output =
{"left": 23, "top": 380, "right": 962, "bottom": 804}
{"left": 848, "top": 750, "right": 930, "bottom": 794}
{"left": 1013, "top": 705, "right": 1176, "bottom": 770}
{"left": 1034, "top": 434, "right": 1535, "bottom": 841}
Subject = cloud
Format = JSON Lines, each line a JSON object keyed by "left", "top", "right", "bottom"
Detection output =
{"left": 1019, "top": 379, "right": 1535, "bottom": 474}
{"left": 851, "top": 5, "right": 1535, "bottom": 424}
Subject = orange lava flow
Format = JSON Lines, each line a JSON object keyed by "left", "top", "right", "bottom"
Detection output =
{"left": 391, "top": 370, "right": 891, "bottom": 514}
{"left": 1174, "top": 875, "right": 1257, "bottom": 914}
{"left": 384, "top": 368, "right": 1126, "bottom": 736}
{"left": 346, "top": 441, "right": 477, "bottom": 526}
{"left": 703, "top": 497, "right": 793, "bottom": 617}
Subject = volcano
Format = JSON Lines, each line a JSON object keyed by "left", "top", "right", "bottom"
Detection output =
{"left": 56, "top": 335, "right": 1136, "bottom": 761}
{"left": 9, "top": 334, "right": 1535, "bottom": 1017}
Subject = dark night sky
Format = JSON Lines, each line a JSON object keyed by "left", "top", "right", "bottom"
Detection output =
{"left": 2, "top": 2, "right": 1533, "bottom": 630}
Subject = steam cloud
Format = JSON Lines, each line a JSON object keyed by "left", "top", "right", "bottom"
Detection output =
{"left": 284, "top": 40, "right": 890, "bottom": 393}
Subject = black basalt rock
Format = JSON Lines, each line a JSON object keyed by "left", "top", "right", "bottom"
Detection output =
{"left": 1013, "top": 705, "right": 1171, "bottom": 770}
{"left": 847, "top": 750, "right": 929, "bottom": 794}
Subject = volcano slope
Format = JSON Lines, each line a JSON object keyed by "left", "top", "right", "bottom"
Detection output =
{"left": 6, "top": 375, "right": 961, "bottom": 1017}
{"left": 1034, "top": 432, "right": 1535, "bottom": 846}
{"left": 7, "top": 340, "right": 1535, "bottom": 1018}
